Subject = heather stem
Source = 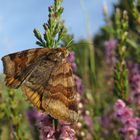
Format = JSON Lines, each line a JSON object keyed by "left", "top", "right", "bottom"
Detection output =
{"left": 34, "top": 0, "right": 66, "bottom": 48}
{"left": 114, "top": 9, "right": 129, "bottom": 100}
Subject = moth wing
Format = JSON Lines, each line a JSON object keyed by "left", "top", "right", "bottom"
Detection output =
{"left": 1, "top": 48, "right": 50, "bottom": 88}
{"left": 21, "top": 86, "right": 42, "bottom": 109}
{"left": 42, "top": 59, "right": 78, "bottom": 122}
{"left": 21, "top": 55, "right": 57, "bottom": 110}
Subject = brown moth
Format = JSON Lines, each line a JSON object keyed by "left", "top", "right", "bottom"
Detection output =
{"left": 1, "top": 47, "right": 78, "bottom": 123}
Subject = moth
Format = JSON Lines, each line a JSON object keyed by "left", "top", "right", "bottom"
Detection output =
{"left": 1, "top": 47, "right": 78, "bottom": 123}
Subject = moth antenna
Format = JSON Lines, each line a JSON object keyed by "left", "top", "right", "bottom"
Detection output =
{"left": 66, "top": 41, "right": 93, "bottom": 50}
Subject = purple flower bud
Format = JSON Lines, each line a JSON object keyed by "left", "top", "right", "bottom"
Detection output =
{"left": 127, "top": 61, "right": 140, "bottom": 105}
{"left": 104, "top": 39, "right": 117, "bottom": 66}
{"left": 119, "top": 127, "right": 126, "bottom": 136}
{"left": 27, "top": 108, "right": 42, "bottom": 128}
{"left": 67, "top": 52, "right": 75, "bottom": 63}
{"left": 27, "top": 108, "right": 39, "bottom": 124}
{"left": 71, "top": 63, "right": 77, "bottom": 72}
{"left": 67, "top": 51, "right": 77, "bottom": 72}
{"left": 129, "top": 92, "right": 140, "bottom": 105}
{"left": 39, "top": 114, "right": 52, "bottom": 127}
{"left": 74, "top": 75, "right": 84, "bottom": 95}
{"left": 83, "top": 113, "right": 93, "bottom": 129}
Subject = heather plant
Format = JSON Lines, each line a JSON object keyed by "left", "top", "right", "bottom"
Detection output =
{"left": 0, "top": 78, "right": 31, "bottom": 140}
{"left": 99, "top": 1, "right": 140, "bottom": 140}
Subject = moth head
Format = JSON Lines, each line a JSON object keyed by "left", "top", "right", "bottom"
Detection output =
{"left": 47, "top": 48, "right": 67, "bottom": 61}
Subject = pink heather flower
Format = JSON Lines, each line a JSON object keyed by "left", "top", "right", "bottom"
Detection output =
{"left": 126, "top": 127, "right": 138, "bottom": 140}
{"left": 60, "top": 125, "right": 75, "bottom": 140}
{"left": 125, "top": 118, "right": 138, "bottom": 128}
{"left": 104, "top": 38, "right": 117, "bottom": 66}
{"left": 114, "top": 99, "right": 133, "bottom": 123}
{"left": 120, "top": 126, "right": 138, "bottom": 140}
{"left": 39, "top": 115, "right": 55, "bottom": 140}
{"left": 120, "top": 127, "right": 138, "bottom": 140}
{"left": 120, "top": 107, "right": 133, "bottom": 123}
{"left": 114, "top": 99, "right": 140, "bottom": 140}
{"left": 114, "top": 99, "right": 126, "bottom": 111}
{"left": 59, "top": 121, "right": 76, "bottom": 139}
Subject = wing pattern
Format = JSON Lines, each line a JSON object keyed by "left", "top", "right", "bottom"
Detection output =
{"left": 1, "top": 48, "right": 78, "bottom": 122}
